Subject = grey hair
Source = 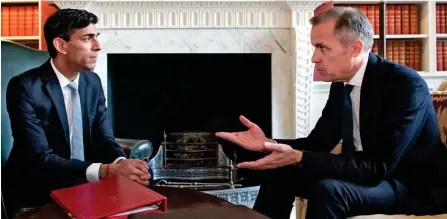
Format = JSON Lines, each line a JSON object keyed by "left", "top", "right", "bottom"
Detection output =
{"left": 309, "top": 7, "right": 374, "bottom": 52}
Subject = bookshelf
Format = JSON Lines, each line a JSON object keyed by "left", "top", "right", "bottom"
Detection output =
{"left": 328, "top": 0, "right": 447, "bottom": 80}
{"left": 1, "top": 0, "right": 57, "bottom": 50}
{"left": 1, "top": 0, "right": 40, "bottom": 49}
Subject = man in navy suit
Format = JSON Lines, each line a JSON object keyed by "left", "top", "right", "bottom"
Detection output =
{"left": 217, "top": 7, "right": 447, "bottom": 218}
{"left": 3, "top": 9, "right": 151, "bottom": 217}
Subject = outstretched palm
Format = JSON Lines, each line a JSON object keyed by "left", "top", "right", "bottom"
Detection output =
{"left": 215, "top": 115, "right": 271, "bottom": 152}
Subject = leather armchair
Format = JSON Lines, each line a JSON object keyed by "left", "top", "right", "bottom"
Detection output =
{"left": 1, "top": 40, "right": 49, "bottom": 219}
{"left": 1, "top": 40, "right": 49, "bottom": 165}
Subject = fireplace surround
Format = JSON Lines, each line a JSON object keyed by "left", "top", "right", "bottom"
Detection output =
{"left": 53, "top": 0, "right": 326, "bottom": 208}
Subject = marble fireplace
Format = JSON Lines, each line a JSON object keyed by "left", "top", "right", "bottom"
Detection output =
{"left": 53, "top": 0, "right": 326, "bottom": 208}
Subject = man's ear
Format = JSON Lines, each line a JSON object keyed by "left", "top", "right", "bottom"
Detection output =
{"left": 351, "top": 39, "right": 364, "bottom": 57}
{"left": 53, "top": 37, "right": 68, "bottom": 55}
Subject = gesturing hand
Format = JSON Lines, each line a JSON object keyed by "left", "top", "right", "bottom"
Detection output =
{"left": 237, "top": 142, "right": 303, "bottom": 170}
{"left": 111, "top": 159, "right": 151, "bottom": 186}
{"left": 215, "top": 115, "right": 275, "bottom": 152}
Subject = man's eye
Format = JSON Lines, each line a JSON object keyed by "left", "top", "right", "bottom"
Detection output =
{"left": 83, "top": 38, "right": 91, "bottom": 42}
{"left": 320, "top": 47, "right": 326, "bottom": 51}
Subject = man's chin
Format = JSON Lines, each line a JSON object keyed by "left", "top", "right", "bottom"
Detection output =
{"left": 83, "top": 65, "right": 96, "bottom": 72}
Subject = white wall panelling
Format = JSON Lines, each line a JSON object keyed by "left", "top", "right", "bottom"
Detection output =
{"left": 53, "top": 0, "right": 326, "bottom": 139}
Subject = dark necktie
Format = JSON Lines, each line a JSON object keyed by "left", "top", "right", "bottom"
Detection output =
{"left": 342, "top": 84, "right": 355, "bottom": 155}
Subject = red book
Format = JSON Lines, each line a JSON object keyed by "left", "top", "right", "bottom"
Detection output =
{"left": 437, "top": 5, "right": 441, "bottom": 34}
{"left": 394, "top": 5, "right": 402, "bottom": 35}
{"left": 51, "top": 175, "right": 168, "bottom": 219}
{"left": 388, "top": 5, "right": 395, "bottom": 34}
{"left": 401, "top": 5, "right": 410, "bottom": 34}
{"left": 441, "top": 5, "right": 446, "bottom": 34}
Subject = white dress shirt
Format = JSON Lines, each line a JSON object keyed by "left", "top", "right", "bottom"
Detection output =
{"left": 345, "top": 55, "right": 369, "bottom": 152}
{"left": 50, "top": 59, "right": 125, "bottom": 181}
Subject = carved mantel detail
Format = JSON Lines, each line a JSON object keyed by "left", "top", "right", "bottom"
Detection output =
{"left": 52, "top": 0, "right": 326, "bottom": 138}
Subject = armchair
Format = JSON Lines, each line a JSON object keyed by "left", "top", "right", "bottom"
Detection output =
{"left": 1, "top": 40, "right": 50, "bottom": 218}
{"left": 1, "top": 40, "right": 50, "bottom": 164}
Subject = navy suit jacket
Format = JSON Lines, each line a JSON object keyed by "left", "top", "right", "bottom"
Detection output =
{"left": 277, "top": 53, "right": 447, "bottom": 201}
{"left": 3, "top": 59, "right": 126, "bottom": 207}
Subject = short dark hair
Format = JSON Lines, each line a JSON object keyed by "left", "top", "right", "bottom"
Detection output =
{"left": 44, "top": 8, "right": 98, "bottom": 58}
{"left": 310, "top": 7, "right": 374, "bottom": 52}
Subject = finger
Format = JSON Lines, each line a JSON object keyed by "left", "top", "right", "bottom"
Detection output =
{"left": 133, "top": 162, "right": 149, "bottom": 174}
{"left": 136, "top": 178, "right": 150, "bottom": 186}
{"left": 139, "top": 173, "right": 150, "bottom": 181}
{"left": 131, "top": 166, "right": 147, "bottom": 176}
{"left": 239, "top": 115, "right": 254, "bottom": 128}
{"left": 135, "top": 159, "right": 148, "bottom": 167}
{"left": 263, "top": 142, "right": 288, "bottom": 152}
{"left": 237, "top": 156, "right": 272, "bottom": 169}
{"left": 128, "top": 159, "right": 147, "bottom": 167}
{"left": 215, "top": 132, "right": 243, "bottom": 145}
{"left": 129, "top": 174, "right": 139, "bottom": 181}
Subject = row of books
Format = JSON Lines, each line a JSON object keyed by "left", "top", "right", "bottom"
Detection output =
{"left": 386, "top": 5, "right": 419, "bottom": 35}
{"left": 386, "top": 40, "right": 421, "bottom": 71}
{"left": 1, "top": 4, "right": 40, "bottom": 37}
{"left": 336, "top": 4, "right": 420, "bottom": 35}
{"left": 436, "top": 40, "right": 447, "bottom": 71}
{"left": 374, "top": 40, "right": 421, "bottom": 71}
{"left": 437, "top": 5, "right": 447, "bottom": 34}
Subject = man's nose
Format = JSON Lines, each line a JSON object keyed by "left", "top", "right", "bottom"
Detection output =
{"left": 311, "top": 50, "right": 320, "bottom": 63}
{"left": 93, "top": 38, "right": 102, "bottom": 52}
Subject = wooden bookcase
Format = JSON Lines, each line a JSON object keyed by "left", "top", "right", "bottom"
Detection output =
{"left": 330, "top": 0, "right": 447, "bottom": 79}
{"left": 1, "top": 0, "right": 58, "bottom": 50}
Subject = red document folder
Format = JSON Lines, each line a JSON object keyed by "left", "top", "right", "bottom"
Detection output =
{"left": 51, "top": 175, "right": 167, "bottom": 219}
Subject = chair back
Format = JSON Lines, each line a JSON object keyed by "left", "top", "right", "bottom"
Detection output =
{"left": 1, "top": 40, "right": 49, "bottom": 164}
{"left": 432, "top": 91, "right": 447, "bottom": 146}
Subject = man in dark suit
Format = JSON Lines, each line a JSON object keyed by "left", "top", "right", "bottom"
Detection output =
{"left": 216, "top": 7, "right": 447, "bottom": 219}
{"left": 2, "top": 9, "right": 151, "bottom": 217}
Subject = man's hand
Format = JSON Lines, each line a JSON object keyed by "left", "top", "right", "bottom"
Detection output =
{"left": 215, "top": 115, "right": 275, "bottom": 152}
{"left": 237, "top": 142, "right": 303, "bottom": 170}
{"left": 109, "top": 159, "right": 151, "bottom": 186}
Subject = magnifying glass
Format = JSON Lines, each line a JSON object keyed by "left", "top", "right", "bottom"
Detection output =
{"left": 129, "top": 140, "right": 153, "bottom": 162}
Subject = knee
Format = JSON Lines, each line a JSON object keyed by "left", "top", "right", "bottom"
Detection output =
{"left": 309, "top": 179, "right": 346, "bottom": 202}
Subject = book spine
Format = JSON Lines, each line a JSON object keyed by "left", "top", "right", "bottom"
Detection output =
{"left": 415, "top": 40, "right": 421, "bottom": 71}
{"left": 437, "top": 5, "right": 441, "bottom": 34}
{"left": 9, "top": 6, "right": 18, "bottom": 36}
{"left": 442, "top": 5, "right": 446, "bottom": 34}
{"left": 367, "top": 5, "right": 375, "bottom": 34}
{"left": 1, "top": 6, "right": 10, "bottom": 36}
{"left": 401, "top": 5, "right": 410, "bottom": 34}
{"left": 409, "top": 41, "right": 415, "bottom": 70}
{"left": 386, "top": 39, "right": 393, "bottom": 61}
{"left": 388, "top": 5, "right": 395, "bottom": 34}
{"left": 410, "top": 5, "right": 419, "bottom": 34}
{"left": 443, "top": 41, "right": 447, "bottom": 71}
{"left": 394, "top": 5, "right": 402, "bottom": 34}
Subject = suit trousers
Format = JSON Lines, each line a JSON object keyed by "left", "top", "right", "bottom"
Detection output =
{"left": 252, "top": 165, "right": 401, "bottom": 219}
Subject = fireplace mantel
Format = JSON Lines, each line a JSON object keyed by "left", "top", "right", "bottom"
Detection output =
{"left": 52, "top": 0, "right": 326, "bottom": 139}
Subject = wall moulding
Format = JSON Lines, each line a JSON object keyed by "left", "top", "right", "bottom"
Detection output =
{"left": 52, "top": 1, "right": 327, "bottom": 29}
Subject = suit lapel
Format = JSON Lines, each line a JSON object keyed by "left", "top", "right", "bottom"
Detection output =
{"left": 359, "top": 53, "right": 380, "bottom": 149}
{"left": 78, "top": 72, "right": 91, "bottom": 142}
{"left": 41, "top": 60, "right": 70, "bottom": 146}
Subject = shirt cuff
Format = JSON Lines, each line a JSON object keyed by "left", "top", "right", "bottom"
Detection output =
{"left": 113, "top": 157, "right": 126, "bottom": 164}
{"left": 86, "top": 163, "right": 102, "bottom": 181}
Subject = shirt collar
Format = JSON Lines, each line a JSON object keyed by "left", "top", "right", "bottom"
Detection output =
{"left": 50, "top": 58, "right": 80, "bottom": 89}
{"left": 346, "top": 55, "right": 368, "bottom": 87}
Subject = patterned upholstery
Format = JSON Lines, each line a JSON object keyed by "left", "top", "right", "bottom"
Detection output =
{"left": 432, "top": 91, "right": 447, "bottom": 146}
